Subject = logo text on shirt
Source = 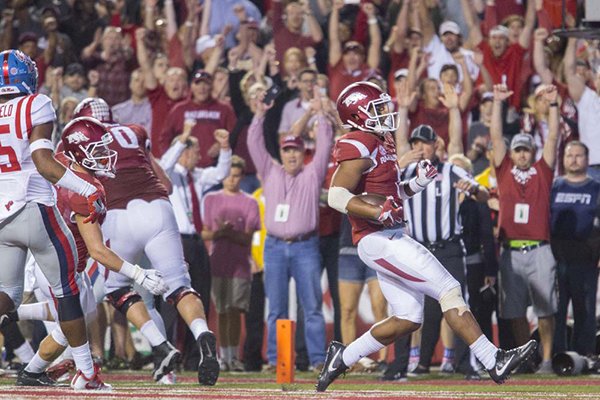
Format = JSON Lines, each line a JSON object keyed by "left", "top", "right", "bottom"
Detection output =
{"left": 555, "top": 192, "right": 592, "bottom": 205}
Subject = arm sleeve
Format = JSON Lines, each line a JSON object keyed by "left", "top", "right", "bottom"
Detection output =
{"left": 196, "top": 149, "right": 232, "bottom": 186}
{"left": 247, "top": 116, "right": 273, "bottom": 178}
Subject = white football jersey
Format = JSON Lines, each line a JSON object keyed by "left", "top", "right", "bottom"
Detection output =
{"left": 0, "top": 94, "right": 57, "bottom": 223}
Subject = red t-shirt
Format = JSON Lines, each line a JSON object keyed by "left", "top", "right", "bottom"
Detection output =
{"left": 328, "top": 60, "right": 373, "bottom": 102}
{"left": 101, "top": 123, "right": 169, "bottom": 210}
{"left": 160, "top": 98, "right": 237, "bottom": 168}
{"left": 333, "top": 131, "right": 401, "bottom": 244}
{"left": 479, "top": 41, "right": 527, "bottom": 109}
{"left": 495, "top": 154, "right": 554, "bottom": 241}
{"left": 387, "top": 50, "right": 410, "bottom": 99}
{"left": 168, "top": 35, "right": 186, "bottom": 70}
{"left": 409, "top": 101, "right": 450, "bottom": 146}
{"left": 55, "top": 168, "right": 106, "bottom": 273}
{"left": 272, "top": 0, "right": 317, "bottom": 67}
{"left": 147, "top": 85, "right": 183, "bottom": 157}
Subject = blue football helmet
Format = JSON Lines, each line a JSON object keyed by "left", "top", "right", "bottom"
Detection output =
{"left": 0, "top": 49, "right": 38, "bottom": 95}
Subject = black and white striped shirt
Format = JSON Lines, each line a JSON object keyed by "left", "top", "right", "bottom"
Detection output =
{"left": 402, "top": 161, "right": 476, "bottom": 243}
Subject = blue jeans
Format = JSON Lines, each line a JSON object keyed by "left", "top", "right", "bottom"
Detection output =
{"left": 264, "top": 235, "right": 326, "bottom": 366}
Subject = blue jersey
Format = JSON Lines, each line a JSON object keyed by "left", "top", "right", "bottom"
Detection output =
{"left": 550, "top": 177, "right": 600, "bottom": 240}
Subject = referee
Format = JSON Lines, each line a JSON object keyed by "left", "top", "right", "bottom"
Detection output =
{"left": 401, "top": 125, "right": 489, "bottom": 377}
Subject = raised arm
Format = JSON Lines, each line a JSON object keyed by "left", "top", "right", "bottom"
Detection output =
{"left": 518, "top": 0, "right": 536, "bottom": 49}
{"left": 200, "top": 0, "right": 211, "bottom": 36}
{"left": 196, "top": 129, "right": 232, "bottom": 185}
{"left": 454, "top": 52, "right": 473, "bottom": 111}
{"left": 163, "top": 0, "right": 178, "bottom": 40}
{"left": 363, "top": 2, "right": 381, "bottom": 69}
{"left": 395, "top": 79, "right": 416, "bottom": 156}
{"left": 328, "top": 0, "right": 344, "bottom": 67}
{"left": 158, "top": 120, "right": 194, "bottom": 172}
{"left": 135, "top": 28, "right": 158, "bottom": 91}
{"left": 461, "top": 0, "right": 483, "bottom": 49}
{"left": 490, "top": 84, "right": 511, "bottom": 167}
{"left": 564, "top": 38, "right": 586, "bottom": 102}
{"left": 439, "top": 83, "right": 464, "bottom": 156}
{"left": 418, "top": 0, "right": 435, "bottom": 46}
{"left": 247, "top": 96, "right": 275, "bottom": 178}
{"left": 302, "top": 0, "right": 324, "bottom": 43}
{"left": 532, "top": 28, "right": 553, "bottom": 84}
{"left": 541, "top": 85, "right": 560, "bottom": 168}
{"left": 390, "top": 0, "right": 409, "bottom": 54}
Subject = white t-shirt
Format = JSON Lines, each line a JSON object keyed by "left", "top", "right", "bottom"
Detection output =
{"left": 0, "top": 94, "right": 57, "bottom": 222}
{"left": 576, "top": 87, "right": 600, "bottom": 165}
{"left": 424, "top": 35, "right": 480, "bottom": 82}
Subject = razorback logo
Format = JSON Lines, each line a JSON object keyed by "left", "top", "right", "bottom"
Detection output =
{"left": 342, "top": 92, "right": 367, "bottom": 107}
{"left": 67, "top": 130, "right": 89, "bottom": 145}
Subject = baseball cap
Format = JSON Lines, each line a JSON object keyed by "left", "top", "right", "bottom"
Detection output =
{"left": 343, "top": 41, "right": 365, "bottom": 55}
{"left": 280, "top": 135, "right": 304, "bottom": 150}
{"left": 510, "top": 133, "right": 535, "bottom": 151}
{"left": 394, "top": 68, "right": 408, "bottom": 80}
{"left": 439, "top": 21, "right": 461, "bottom": 36}
{"left": 489, "top": 25, "right": 510, "bottom": 38}
{"left": 481, "top": 91, "right": 494, "bottom": 103}
{"left": 409, "top": 125, "right": 437, "bottom": 143}
{"left": 195, "top": 35, "right": 216, "bottom": 55}
{"left": 65, "top": 63, "right": 85, "bottom": 77}
{"left": 18, "top": 31, "right": 38, "bottom": 45}
{"left": 192, "top": 70, "right": 213, "bottom": 84}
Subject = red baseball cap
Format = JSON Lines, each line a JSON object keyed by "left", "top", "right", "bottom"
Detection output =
{"left": 280, "top": 135, "right": 304, "bottom": 150}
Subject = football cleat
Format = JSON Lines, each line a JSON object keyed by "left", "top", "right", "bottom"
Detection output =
{"left": 197, "top": 331, "right": 219, "bottom": 386}
{"left": 70, "top": 364, "right": 112, "bottom": 391}
{"left": 16, "top": 370, "right": 57, "bottom": 386}
{"left": 157, "top": 371, "right": 177, "bottom": 385}
{"left": 316, "top": 341, "right": 348, "bottom": 392}
{"left": 46, "top": 359, "right": 76, "bottom": 382}
{"left": 487, "top": 340, "right": 537, "bottom": 384}
{"left": 152, "top": 341, "right": 180, "bottom": 382}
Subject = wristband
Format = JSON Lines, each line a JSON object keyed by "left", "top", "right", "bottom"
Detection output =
{"left": 408, "top": 177, "right": 426, "bottom": 194}
{"left": 368, "top": 18, "right": 378, "bottom": 25}
{"left": 119, "top": 261, "right": 141, "bottom": 280}
{"left": 549, "top": 102, "right": 559, "bottom": 107}
{"left": 56, "top": 168, "right": 97, "bottom": 197}
{"left": 30, "top": 138, "right": 54, "bottom": 153}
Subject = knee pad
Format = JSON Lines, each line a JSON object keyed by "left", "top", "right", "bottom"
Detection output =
{"left": 106, "top": 287, "right": 142, "bottom": 315}
{"left": 51, "top": 328, "right": 69, "bottom": 347}
{"left": 166, "top": 287, "right": 201, "bottom": 307}
{"left": 439, "top": 286, "right": 469, "bottom": 316}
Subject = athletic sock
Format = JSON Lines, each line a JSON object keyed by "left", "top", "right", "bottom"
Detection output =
{"left": 24, "top": 353, "right": 51, "bottom": 374}
{"left": 14, "top": 341, "right": 35, "bottom": 363}
{"left": 342, "top": 330, "right": 385, "bottom": 367}
{"left": 189, "top": 318, "right": 208, "bottom": 340}
{"left": 220, "top": 346, "right": 229, "bottom": 363}
{"left": 469, "top": 334, "right": 498, "bottom": 370}
{"left": 71, "top": 342, "right": 95, "bottom": 378}
{"left": 229, "top": 346, "right": 238, "bottom": 361}
{"left": 148, "top": 308, "right": 167, "bottom": 337}
{"left": 17, "top": 303, "right": 49, "bottom": 321}
{"left": 140, "top": 320, "right": 166, "bottom": 347}
{"left": 442, "top": 347, "right": 455, "bottom": 365}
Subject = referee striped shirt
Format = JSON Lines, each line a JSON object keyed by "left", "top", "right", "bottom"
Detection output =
{"left": 402, "top": 161, "right": 476, "bottom": 243}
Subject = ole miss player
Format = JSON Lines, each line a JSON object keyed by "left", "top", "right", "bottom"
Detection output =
{"left": 316, "top": 81, "right": 537, "bottom": 391}
{"left": 73, "top": 97, "right": 220, "bottom": 386}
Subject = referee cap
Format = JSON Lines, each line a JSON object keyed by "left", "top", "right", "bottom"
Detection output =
{"left": 409, "top": 125, "right": 437, "bottom": 143}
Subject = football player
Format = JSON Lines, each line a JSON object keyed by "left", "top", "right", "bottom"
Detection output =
{"left": 9, "top": 117, "right": 180, "bottom": 386}
{"left": 73, "top": 97, "right": 220, "bottom": 386}
{"left": 0, "top": 50, "right": 109, "bottom": 391}
{"left": 316, "top": 81, "right": 537, "bottom": 391}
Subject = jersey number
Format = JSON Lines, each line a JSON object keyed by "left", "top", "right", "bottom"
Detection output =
{"left": 110, "top": 126, "right": 139, "bottom": 149}
{"left": 0, "top": 123, "right": 22, "bottom": 173}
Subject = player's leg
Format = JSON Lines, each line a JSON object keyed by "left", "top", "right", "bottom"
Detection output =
{"left": 30, "top": 204, "right": 110, "bottom": 390}
{"left": 366, "top": 274, "right": 388, "bottom": 364}
{"left": 338, "top": 254, "right": 365, "bottom": 345}
{"left": 141, "top": 199, "right": 217, "bottom": 385}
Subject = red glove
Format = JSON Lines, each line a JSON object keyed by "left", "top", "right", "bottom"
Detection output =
{"left": 377, "top": 196, "right": 404, "bottom": 227}
{"left": 84, "top": 191, "right": 106, "bottom": 224}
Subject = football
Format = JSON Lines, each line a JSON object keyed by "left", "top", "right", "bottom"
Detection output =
{"left": 355, "top": 193, "right": 388, "bottom": 207}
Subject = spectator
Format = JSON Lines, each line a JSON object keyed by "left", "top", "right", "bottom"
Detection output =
{"left": 328, "top": 0, "right": 380, "bottom": 101}
{"left": 158, "top": 124, "right": 232, "bottom": 370}
{"left": 43, "top": 63, "right": 95, "bottom": 109}
{"left": 248, "top": 92, "right": 333, "bottom": 372}
{"left": 81, "top": 26, "right": 135, "bottom": 105}
{"left": 160, "top": 70, "right": 236, "bottom": 168}
{"left": 136, "top": 27, "right": 189, "bottom": 157}
{"left": 271, "top": 0, "right": 324, "bottom": 67}
{"left": 61, "top": 0, "right": 108, "bottom": 57}
{"left": 278, "top": 69, "right": 319, "bottom": 136}
{"left": 564, "top": 38, "right": 600, "bottom": 183}
{"left": 202, "top": 0, "right": 261, "bottom": 50}
{"left": 550, "top": 141, "right": 600, "bottom": 356}
{"left": 227, "top": 17, "right": 263, "bottom": 75}
{"left": 490, "top": 83, "right": 560, "bottom": 374}
{"left": 113, "top": 68, "right": 153, "bottom": 133}
{"left": 467, "top": 92, "right": 494, "bottom": 175}
{"left": 202, "top": 155, "right": 261, "bottom": 372}
{"left": 37, "top": 7, "right": 76, "bottom": 70}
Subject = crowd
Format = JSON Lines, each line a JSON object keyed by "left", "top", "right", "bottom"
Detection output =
{"left": 1, "top": 0, "right": 600, "bottom": 386}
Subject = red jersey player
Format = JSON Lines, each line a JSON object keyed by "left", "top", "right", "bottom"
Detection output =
{"left": 316, "top": 81, "right": 537, "bottom": 391}
{"left": 73, "top": 98, "right": 220, "bottom": 386}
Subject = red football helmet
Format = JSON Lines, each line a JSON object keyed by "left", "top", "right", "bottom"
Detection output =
{"left": 61, "top": 117, "right": 118, "bottom": 178}
{"left": 336, "top": 81, "right": 397, "bottom": 135}
{"left": 73, "top": 97, "right": 114, "bottom": 123}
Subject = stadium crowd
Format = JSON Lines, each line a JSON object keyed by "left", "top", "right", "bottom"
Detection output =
{"left": 1, "top": 0, "right": 600, "bottom": 386}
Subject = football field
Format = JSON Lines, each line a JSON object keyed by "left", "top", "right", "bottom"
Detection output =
{"left": 2, "top": 371, "right": 600, "bottom": 399}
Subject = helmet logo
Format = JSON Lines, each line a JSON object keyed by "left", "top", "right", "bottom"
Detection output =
{"left": 342, "top": 92, "right": 367, "bottom": 107}
{"left": 67, "top": 130, "right": 89, "bottom": 144}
